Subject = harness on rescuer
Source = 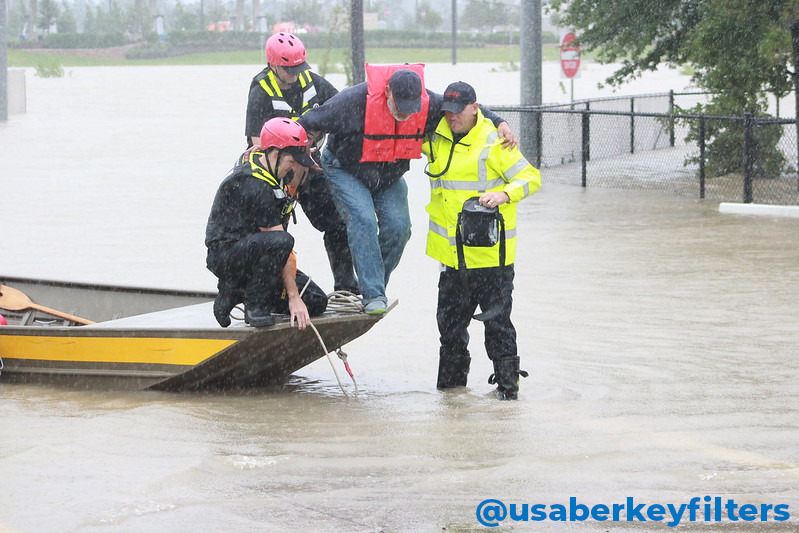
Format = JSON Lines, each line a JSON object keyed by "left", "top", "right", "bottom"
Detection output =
{"left": 260, "top": 117, "right": 313, "bottom": 201}
{"left": 455, "top": 197, "right": 507, "bottom": 322}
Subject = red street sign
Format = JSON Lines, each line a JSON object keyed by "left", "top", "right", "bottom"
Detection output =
{"left": 560, "top": 32, "right": 581, "bottom": 79}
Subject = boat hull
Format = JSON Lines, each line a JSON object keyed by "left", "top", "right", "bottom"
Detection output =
{"left": 0, "top": 276, "right": 390, "bottom": 391}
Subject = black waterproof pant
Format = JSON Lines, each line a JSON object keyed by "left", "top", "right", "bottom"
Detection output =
{"left": 207, "top": 231, "right": 327, "bottom": 316}
{"left": 297, "top": 171, "right": 358, "bottom": 293}
{"left": 437, "top": 264, "right": 517, "bottom": 361}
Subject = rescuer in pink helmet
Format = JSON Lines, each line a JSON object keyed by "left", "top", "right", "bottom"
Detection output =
{"left": 245, "top": 32, "right": 358, "bottom": 296}
{"left": 205, "top": 118, "right": 327, "bottom": 329}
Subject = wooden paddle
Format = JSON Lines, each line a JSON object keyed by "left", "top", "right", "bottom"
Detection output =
{"left": 0, "top": 284, "right": 95, "bottom": 325}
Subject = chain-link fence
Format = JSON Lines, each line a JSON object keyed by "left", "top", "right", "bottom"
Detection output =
{"left": 492, "top": 92, "right": 799, "bottom": 205}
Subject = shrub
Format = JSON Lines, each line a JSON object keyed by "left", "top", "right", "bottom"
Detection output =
{"left": 683, "top": 100, "right": 788, "bottom": 179}
{"left": 40, "top": 32, "right": 129, "bottom": 48}
{"left": 125, "top": 42, "right": 173, "bottom": 59}
{"left": 34, "top": 56, "right": 65, "bottom": 77}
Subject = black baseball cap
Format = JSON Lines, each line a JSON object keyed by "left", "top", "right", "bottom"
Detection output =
{"left": 441, "top": 81, "right": 477, "bottom": 113}
{"left": 388, "top": 69, "right": 423, "bottom": 114}
{"left": 282, "top": 61, "right": 311, "bottom": 76}
{"left": 282, "top": 145, "right": 315, "bottom": 167}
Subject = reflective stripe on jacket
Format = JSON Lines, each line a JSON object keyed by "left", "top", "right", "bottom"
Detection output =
{"left": 258, "top": 69, "right": 318, "bottom": 118}
{"left": 361, "top": 63, "right": 429, "bottom": 162}
{"left": 240, "top": 149, "right": 296, "bottom": 219}
{"left": 421, "top": 111, "right": 541, "bottom": 269}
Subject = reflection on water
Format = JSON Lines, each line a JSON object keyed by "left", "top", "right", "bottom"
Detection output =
{"left": 2, "top": 67, "right": 799, "bottom": 532}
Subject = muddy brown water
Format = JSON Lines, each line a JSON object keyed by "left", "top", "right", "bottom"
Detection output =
{"left": 1, "top": 66, "right": 798, "bottom": 532}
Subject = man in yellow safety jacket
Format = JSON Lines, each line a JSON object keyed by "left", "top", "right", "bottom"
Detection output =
{"left": 422, "top": 81, "right": 541, "bottom": 400}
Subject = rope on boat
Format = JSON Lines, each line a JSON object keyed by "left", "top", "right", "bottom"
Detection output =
{"left": 300, "top": 282, "right": 361, "bottom": 396}
{"left": 325, "top": 290, "right": 364, "bottom": 314}
{"left": 228, "top": 279, "right": 365, "bottom": 396}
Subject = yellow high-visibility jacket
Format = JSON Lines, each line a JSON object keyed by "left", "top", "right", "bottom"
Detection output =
{"left": 421, "top": 111, "right": 541, "bottom": 269}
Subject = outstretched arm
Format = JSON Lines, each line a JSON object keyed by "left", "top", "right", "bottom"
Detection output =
{"left": 280, "top": 253, "right": 310, "bottom": 330}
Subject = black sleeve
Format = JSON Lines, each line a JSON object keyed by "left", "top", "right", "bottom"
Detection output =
{"left": 425, "top": 89, "right": 507, "bottom": 130}
{"left": 425, "top": 90, "right": 444, "bottom": 133}
{"left": 298, "top": 84, "right": 366, "bottom": 135}
{"left": 311, "top": 72, "right": 340, "bottom": 104}
{"left": 245, "top": 82, "right": 276, "bottom": 141}
{"left": 479, "top": 104, "right": 505, "bottom": 128}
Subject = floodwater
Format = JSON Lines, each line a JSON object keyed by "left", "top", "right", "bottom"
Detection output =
{"left": 1, "top": 66, "right": 799, "bottom": 532}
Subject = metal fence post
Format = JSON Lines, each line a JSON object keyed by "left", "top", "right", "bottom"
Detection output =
{"left": 585, "top": 102, "right": 591, "bottom": 161}
{"left": 669, "top": 90, "right": 675, "bottom": 147}
{"left": 743, "top": 113, "right": 754, "bottom": 203}
{"left": 582, "top": 111, "right": 589, "bottom": 187}
{"left": 699, "top": 117, "right": 706, "bottom": 199}
{"left": 630, "top": 98, "right": 635, "bottom": 154}
{"left": 536, "top": 109, "right": 543, "bottom": 169}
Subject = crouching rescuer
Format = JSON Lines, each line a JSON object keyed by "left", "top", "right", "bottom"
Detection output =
{"left": 205, "top": 118, "right": 328, "bottom": 328}
{"left": 422, "top": 82, "right": 541, "bottom": 400}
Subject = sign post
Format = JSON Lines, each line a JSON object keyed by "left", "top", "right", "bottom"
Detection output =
{"left": 560, "top": 32, "right": 581, "bottom": 104}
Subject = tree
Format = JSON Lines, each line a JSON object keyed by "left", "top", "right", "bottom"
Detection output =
{"left": 460, "top": 0, "right": 508, "bottom": 31}
{"left": 282, "top": 0, "right": 327, "bottom": 28}
{"left": 126, "top": 0, "right": 152, "bottom": 38}
{"left": 82, "top": 3, "right": 96, "bottom": 32}
{"left": 549, "top": 0, "right": 799, "bottom": 178}
{"left": 57, "top": 0, "right": 77, "bottom": 32}
{"left": 417, "top": 1, "right": 443, "bottom": 31}
{"left": 38, "top": 0, "right": 59, "bottom": 33}
{"left": 171, "top": 0, "right": 199, "bottom": 31}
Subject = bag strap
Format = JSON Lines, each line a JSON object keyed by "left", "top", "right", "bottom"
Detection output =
{"left": 498, "top": 212, "right": 506, "bottom": 268}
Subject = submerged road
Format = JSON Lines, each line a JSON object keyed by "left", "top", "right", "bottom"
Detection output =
{"left": 1, "top": 65, "right": 798, "bottom": 531}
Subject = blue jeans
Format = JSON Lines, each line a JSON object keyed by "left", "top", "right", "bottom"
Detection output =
{"left": 320, "top": 148, "right": 412, "bottom": 299}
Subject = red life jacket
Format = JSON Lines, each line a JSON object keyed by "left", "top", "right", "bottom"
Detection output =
{"left": 361, "top": 63, "right": 430, "bottom": 163}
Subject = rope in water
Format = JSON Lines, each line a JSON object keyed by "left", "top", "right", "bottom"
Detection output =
{"left": 300, "top": 283, "right": 362, "bottom": 396}
{"left": 229, "top": 281, "right": 364, "bottom": 396}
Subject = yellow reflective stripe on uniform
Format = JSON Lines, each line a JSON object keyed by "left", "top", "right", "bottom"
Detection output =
{"left": 246, "top": 151, "right": 280, "bottom": 186}
{"left": 429, "top": 219, "right": 456, "bottom": 246}
{"left": 259, "top": 78, "right": 276, "bottom": 97}
{"left": 251, "top": 170, "right": 279, "bottom": 186}
{"left": 261, "top": 70, "right": 317, "bottom": 117}
{"left": 505, "top": 158, "right": 532, "bottom": 197}
{"left": 476, "top": 131, "right": 499, "bottom": 191}
{"left": 266, "top": 70, "right": 284, "bottom": 96}
{"left": 505, "top": 158, "right": 529, "bottom": 180}
{"left": 429, "top": 218, "right": 515, "bottom": 243}
{"left": 439, "top": 177, "right": 507, "bottom": 190}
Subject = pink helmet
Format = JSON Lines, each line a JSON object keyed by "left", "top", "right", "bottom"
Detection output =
{"left": 265, "top": 32, "right": 307, "bottom": 68}
{"left": 259, "top": 117, "right": 309, "bottom": 149}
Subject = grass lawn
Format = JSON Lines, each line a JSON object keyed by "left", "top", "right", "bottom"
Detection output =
{"left": 8, "top": 44, "right": 568, "bottom": 68}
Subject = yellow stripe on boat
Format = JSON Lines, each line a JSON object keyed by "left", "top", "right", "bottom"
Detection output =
{"left": 0, "top": 336, "right": 236, "bottom": 366}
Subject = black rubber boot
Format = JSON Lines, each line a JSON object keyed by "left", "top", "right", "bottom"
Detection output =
{"left": 488, "top": 356, "right": 529, "bottom": 400}
{"left": 213, "top": 283, "right": 240, "bottom": 328}
{"left": 244, "top": 306, "right": 275, "bottom": 328}
{"left": 437, "top": 353, "right": 471, "bottom": 389}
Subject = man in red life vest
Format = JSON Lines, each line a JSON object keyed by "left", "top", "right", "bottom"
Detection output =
{"left": 298, "top": 65, "right": 517, "bottom": 314}
{"left": 245, "top": 32, "right": 358, "bottom": 295}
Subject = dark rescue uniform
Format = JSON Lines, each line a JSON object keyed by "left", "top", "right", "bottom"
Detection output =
{"left": 245, "top": 68, "right": 357, "bottom": 293}
{"left": 205, "top": 150, "right": 327, "bottom": 316}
